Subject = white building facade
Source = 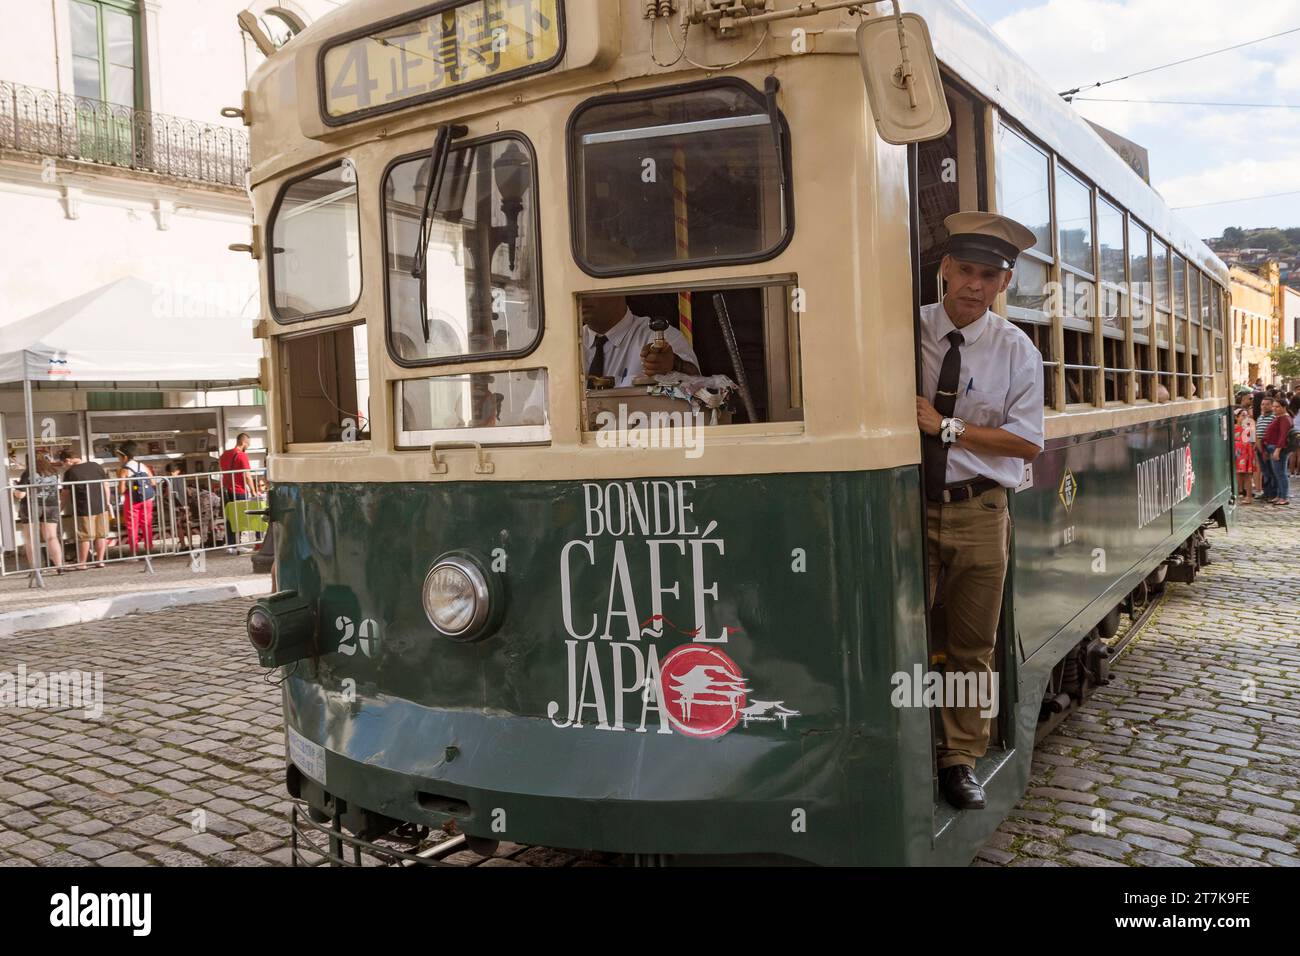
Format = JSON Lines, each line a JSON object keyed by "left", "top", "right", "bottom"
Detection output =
{"left": 0, "top": 0, "right": 338, "bottom": 481}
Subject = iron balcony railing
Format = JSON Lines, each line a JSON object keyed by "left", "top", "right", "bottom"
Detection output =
{"left": 0, "top": 79, "right": 248, "bottom": 188}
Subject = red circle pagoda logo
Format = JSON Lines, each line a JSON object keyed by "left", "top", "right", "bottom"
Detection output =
{"left": 659, "top": 645, "right": 749, "bottom": 739}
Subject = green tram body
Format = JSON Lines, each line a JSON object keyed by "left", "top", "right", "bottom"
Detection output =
{"left": 273, "top": 406, "right": 1231, "bottom": 866}
{"left": 247, "top": 0, "right": 1237, "bottom": 865}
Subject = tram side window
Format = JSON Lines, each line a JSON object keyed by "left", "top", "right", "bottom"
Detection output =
{"left": 1213, "top": 289, "right": 1226, "bottom": 376}
{"left": 579, "top": 283, "right": 802, "bottom": 431}
{"left": 271, "top": 162, "right": 362, "bottom": 322}
{"left": 1130, "top": 220, "right": 1156, "bottom": 402}
{"left": 280, "top": 324, "right": 371, "bottom": 445}
{"left": 998, "top": 124, "right": 1055, "bottom": 408}
{"left": 569, "top": 81, "right": 791, "bottom": 276}
{"left": 383, "top": 136, "right": 542, "bottom": 365}
{"left": 1152, "top": 237, "right": 1173, "bottom": 401}
{"left": 1188, "top": 269, "right": 1203, "bottom": 398}
{"left": 395, "top": 369, "right": 549, "bottom": 448}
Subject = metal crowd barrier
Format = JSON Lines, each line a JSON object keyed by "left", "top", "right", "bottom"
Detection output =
{"left": 2, "top": 466, "right": 268, "bottom": 584}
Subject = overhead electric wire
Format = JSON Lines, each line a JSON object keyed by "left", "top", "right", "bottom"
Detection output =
{"left": 1059, "top": 25, "right": 1300, "bottom": 98}
{"left": 1175, "top": 187, "right": 1300, "bottom": 208}
{"left": 1075, "top": 97, "right": 1300, "bottom": 110}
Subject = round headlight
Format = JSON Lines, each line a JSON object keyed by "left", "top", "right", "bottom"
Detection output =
{"left": 422, "top": 556, "right": 490, "bottom": 639}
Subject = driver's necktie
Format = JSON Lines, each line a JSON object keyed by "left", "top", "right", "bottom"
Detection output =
{"left": 924, "top": 330, "right": 965, "bottom": 501}
{"left": 589, "top": 334, "right": 608, "bottom": 378}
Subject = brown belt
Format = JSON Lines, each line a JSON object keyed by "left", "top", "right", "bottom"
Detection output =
{"left": 928, "top": 476, "right": 1001, "bottom": 504}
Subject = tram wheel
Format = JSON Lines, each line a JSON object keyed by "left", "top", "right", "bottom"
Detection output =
{"left": 1145, "top": 563, "right": 1168, "bottom": 593}
{"left": 1097, "top": 606, "right": 1122, "bottom": 640}
{"left": 1129, "top": 579, "right": 1149, "bottom": 612}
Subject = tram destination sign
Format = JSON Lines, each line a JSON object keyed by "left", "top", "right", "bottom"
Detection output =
{"left": 319, "top": 0, "right": 565, "bottom": 125}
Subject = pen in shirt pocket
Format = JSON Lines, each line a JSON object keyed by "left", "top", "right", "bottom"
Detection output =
{"left": 966, "top": 377, "right": 975, "bottom": 396}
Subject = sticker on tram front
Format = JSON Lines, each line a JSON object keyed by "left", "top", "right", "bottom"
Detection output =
{"left": 287, "top": 725, "right": 327, "bottom": 786}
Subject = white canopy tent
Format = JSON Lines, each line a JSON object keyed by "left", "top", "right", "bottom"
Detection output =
{"left": 0, "top": 275, "right": 262, "bottom": 501}
{"left": 0, "top": 275, "right": 261, "bottom": 385}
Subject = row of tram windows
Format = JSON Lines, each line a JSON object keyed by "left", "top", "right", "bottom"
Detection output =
{"left": 267, "top": 80, "right": 803, "bottom": 448}
{"left": 997, "top": 121, "right": 1227, "bottom": 410}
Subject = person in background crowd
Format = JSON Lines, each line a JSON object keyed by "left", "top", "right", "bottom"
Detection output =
{"left": 1251, "top": 379, "right": 1265, "bottom": 420}
{"left": 1256, "top": 398, "right": 1277, "bottom": 502}
{"left": 59, "top": 448, "right": 110, "bottom": 569}
{"left": 115, "top": 441, "right": 156, "bottom": 555}
{"left": 219, "top": 433, "right": 252, "bottom": 551}
{"left": 162, "top": 462, "right": 195, "bottom": 547}
{"left": 1234, "top": 407, "right": 1256, "bottom": 505}
{"left": 14, "top": 453, "right": 64, "bottom": 573}
{"left": 1289, "top": 396, "right": 1300, "bottom": 478}
{"left": 190, "top": 482, "right": 226, "bottom": 549}
{"left": 1264, "top": 398, "right": 1294, "bottom": 506}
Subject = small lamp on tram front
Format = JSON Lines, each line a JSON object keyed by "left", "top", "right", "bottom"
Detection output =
{"left": 246, "top": 591, "right": 317, "bottom": 668}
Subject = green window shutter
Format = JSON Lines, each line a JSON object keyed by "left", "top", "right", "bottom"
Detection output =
{"left": 68, "top": 0, "right": 140, "bottom": 109}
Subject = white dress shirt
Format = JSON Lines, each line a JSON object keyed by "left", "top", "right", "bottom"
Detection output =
{"left": 919, "top": 301, "right": 1045, "bottom": 489}
{"left": 582, "top": 309, "right": 700, "bottom": 388}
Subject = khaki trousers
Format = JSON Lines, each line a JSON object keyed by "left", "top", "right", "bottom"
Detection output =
{"left": 925, "top": 486, "right": 1011, "bottom": 770}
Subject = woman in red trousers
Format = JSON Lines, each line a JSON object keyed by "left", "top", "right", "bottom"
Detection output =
{"left": 115, "top": 441, "right": 157, "bottom": 554}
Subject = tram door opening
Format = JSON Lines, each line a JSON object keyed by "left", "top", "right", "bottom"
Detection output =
{"left": 280, "top": 323, "right": 371, "bottom": 445}
{"left": 911, "top": 82, "right": 1015, "bottom": 769}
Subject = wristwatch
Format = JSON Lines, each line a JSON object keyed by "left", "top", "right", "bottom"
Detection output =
{"left": 941, "top": 417, "right": 967, "bottom": 445}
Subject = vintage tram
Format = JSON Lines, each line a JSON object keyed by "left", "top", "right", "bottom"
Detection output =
{"left": 239, "top": 0, "right": 1234, "bottom": 865}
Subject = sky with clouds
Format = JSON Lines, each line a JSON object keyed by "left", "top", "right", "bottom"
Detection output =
{"left": 960, "top": 0, "right": 1300, "bottom": 241}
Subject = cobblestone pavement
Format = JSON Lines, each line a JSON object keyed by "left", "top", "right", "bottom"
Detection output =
{"left": 978, "top": 501, "right": 1300, "bottom": 867}
{"left": 1, "top": 502, "right": 1296, "bottom": 867}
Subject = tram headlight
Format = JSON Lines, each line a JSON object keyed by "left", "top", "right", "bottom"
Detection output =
{"left": 422, "top": 554, "right": 496, "bottom": 641}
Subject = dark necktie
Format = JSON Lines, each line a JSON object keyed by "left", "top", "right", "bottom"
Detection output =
{"left": 923, "top": 330, "right": 965, "bottom": 501}
{"left": 589, "top": 334, "right": 608, "bottom": 377}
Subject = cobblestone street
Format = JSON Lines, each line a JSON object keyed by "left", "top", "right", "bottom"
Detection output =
{"left": 979, "top": 501, "right": 1300, "bottom": 867}
{"left": 1, "top": 502, "right": 1296, "bottom": 867}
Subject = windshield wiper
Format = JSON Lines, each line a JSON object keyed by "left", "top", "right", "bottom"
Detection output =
{"left": 411, "top": 123, "right": 467, "bottom": 343}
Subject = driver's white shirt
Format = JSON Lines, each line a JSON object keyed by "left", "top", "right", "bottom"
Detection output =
{"left": 582, "top": 309, "right": 700, "bottom": 387}
{"left": 919, "top": 301, "right": 1045, "bottom": 488}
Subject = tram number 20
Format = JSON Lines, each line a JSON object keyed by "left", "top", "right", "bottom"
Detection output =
{"left": 335, "top": 616, "right": 379, "bottom": 657}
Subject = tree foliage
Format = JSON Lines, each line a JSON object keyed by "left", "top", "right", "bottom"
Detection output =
{"left": 1271, "top": 344, "right": 1300, "bottom": 382}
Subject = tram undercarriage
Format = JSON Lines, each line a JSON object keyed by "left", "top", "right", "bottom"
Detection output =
{"left": 1034, "top": 518, "right": 1223, "bottom": 744}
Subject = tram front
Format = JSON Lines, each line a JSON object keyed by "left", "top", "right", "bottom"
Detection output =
{"left": 243, "top": 0, "right": 959, "bottom": 865}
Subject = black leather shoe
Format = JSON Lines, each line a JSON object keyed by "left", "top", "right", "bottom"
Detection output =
{"left": 939, "top": 765, "right": 986, "bottom": 810}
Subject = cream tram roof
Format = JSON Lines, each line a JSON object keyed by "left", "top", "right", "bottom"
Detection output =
{"left": 250, "top": 0, "right": 1227, "bottom": 286}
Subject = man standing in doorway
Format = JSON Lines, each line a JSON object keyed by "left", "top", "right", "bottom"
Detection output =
{"left": 219, "top": 433, "right": 252, "bottom": 551}
{"left": 916, "top": 212, "right": 1045, "bottom": 811}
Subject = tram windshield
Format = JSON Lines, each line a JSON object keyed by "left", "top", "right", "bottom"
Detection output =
{"left": 384, "top": 135, "right": 541, "bottom": 365}
{"left": 570, "top": 82, "right": 790, "bottom": 276}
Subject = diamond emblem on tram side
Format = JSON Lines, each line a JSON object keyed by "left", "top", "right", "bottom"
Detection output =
{"left": 1058, "top": 468, "right": 1078, "bottom": 514}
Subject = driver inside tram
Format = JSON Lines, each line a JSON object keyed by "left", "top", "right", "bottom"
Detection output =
{"left": 581, "top": 294, "right": 700, "bottom": 388}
